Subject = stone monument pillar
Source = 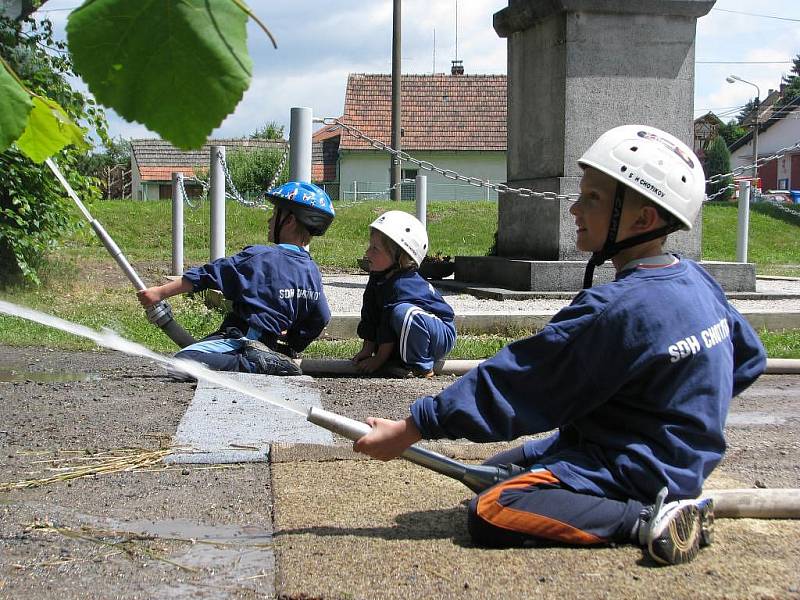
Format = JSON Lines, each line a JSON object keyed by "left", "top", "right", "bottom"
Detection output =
{"left": 456, "top": 0, "right": 753, "bottom": 292}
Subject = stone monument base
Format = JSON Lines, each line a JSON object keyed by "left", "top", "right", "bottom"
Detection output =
{"left": 455, "top": 256, "right": 756, "bottom": 293}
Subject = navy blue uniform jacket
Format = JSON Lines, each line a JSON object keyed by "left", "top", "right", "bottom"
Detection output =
{"left": 410, "top": 259, "right": 766, "bottom": 501}
{"left": 182, "top": 245, "right": 329, "bottom": 352}
{"left": 357, "top": 269, "right": 455, "bottom": 346}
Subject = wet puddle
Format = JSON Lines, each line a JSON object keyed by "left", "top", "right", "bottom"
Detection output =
{"left": 0, "top": 367, "right": 99, "bottom": 383}
{"left": 14, "top": 501, "right": 274, "bottom": 599}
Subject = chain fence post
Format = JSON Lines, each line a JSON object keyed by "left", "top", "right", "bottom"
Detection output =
{"left": 171, "top": 172, "right": 184, "bottom": 276}
{"left": 415, "top": 174, "right": 427, "bottom": 227}
{"left": 210, "top": 146, "right": 226, "bottom": 261}
{"left": 289, "top": 107, "right": 312, "bottom": 182}
{"left": 736, "top": 180, "right": 751, "bottom": 263}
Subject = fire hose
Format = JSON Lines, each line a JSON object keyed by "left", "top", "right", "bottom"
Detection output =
{"left": 306, "top": 407, "right": 800, "bottom": 518}
{"left": 45, "top": 159, "right": 196, "bottom": 349}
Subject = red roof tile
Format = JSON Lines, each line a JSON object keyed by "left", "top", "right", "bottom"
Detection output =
{"left": 131, "top": 138, "right": 285, "bottom": 182}
{"left": 339, "top": 73, "right": 506, "bottom": 151}
{"left": 139, "top": 166, "right": 203, "bottom": 181}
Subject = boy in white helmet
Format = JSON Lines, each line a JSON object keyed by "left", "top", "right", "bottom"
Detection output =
{"left": 354, "top": 126, "right": 766, "bottom": 565}
{"left": 352, "top": 210, "right": 456, "bottom": 378}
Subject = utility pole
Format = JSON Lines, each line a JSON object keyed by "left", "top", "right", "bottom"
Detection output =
{"left": 390, "top": 0, "right": 402, "bottom": 201}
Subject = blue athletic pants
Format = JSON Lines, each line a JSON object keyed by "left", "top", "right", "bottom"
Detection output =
{"left": 467, "top": 445, "right": 645, "bottom": 548}
{"left": 388, "top": 302, "right": 456, "bottom": 372}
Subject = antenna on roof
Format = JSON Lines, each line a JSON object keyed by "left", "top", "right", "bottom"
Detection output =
{"left": 451, "top": 0, "right": 463, "bottom": 75}
{"left": 454, "top": 0, "right": 458, "bottom": 63}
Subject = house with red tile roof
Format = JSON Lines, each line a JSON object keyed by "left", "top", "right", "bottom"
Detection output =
{"left": 130, "top": 138, "right": 285, "bottom": 200}
{"left": 314, "top": 69, "right": 507, "bottom": 201}
{"left": 728, "top": 95, "right": 800, "bottom": 191}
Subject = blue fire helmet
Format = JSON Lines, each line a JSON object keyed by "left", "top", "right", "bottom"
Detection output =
{"left": 266, "top": 181, "right": 335, "bottom": 236}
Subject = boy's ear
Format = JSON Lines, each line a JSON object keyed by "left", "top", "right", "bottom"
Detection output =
{"left": 634, "top": 205, "right": 662, "bottom": 231}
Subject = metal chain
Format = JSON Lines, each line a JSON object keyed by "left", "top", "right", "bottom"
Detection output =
{"left": 215, "top": 145, "right": 290, "bottom": 210}
{"left": 706, "top": 139, "right": 800, "bottom": 184}
{"left": 318, "top": 117, "right": 800, "bottom": 204}
{"left": 704, "top": 183, "right": 737, "bottom": 202}
{"left": 176, "top": 174, "right": 195, "bottom": 208}
{"left": 317, "top": 117, "right": 579, "bottom": 202}
{"left": 266, "top": 142, "right": 290, "bottom": 191}
{"left": 177, "top": 175, "right": 208, "bottom": 208}
{"left": 764, "top": 198, "right": 800, "bottom": 219}
{"left": 216, "top": 149, "right": 268, "bottom": 209}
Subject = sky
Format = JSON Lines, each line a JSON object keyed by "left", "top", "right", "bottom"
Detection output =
{"left": 34, "top": 0, "right": 800, "bottom": 143}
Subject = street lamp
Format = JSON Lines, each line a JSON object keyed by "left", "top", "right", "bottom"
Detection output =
{"left": 726, "top": 75, "right": 760, "bottom": 182}
{"left": 726, "top": 75, "right": 760, "bottom": 264}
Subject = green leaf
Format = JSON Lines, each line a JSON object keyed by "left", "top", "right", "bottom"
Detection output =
{"left": 15, "top": 96, "right": 90, "bottom": 163}
{"left": 66, "top": 0, "right": 252, "bottom": 150}
{"left": 0, "top": 63, "right": 34, "bottom": 153}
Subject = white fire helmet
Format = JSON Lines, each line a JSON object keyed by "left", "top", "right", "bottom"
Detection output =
{"left": 577, "top": 125, "right": 705, "bottom": 230}
{"left": 369, "top": 210, "right": 428, "bottom": 267}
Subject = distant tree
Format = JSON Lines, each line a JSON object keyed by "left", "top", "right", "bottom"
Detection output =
{"left": 780, "top": 53, "right": 800, "bottom": 85}
{"left": 736, "top": 97, "right": 760, "bottom": 125}
{"left": 704, "top": 136, "right": 733, "bottom": 202}
{"left": 1, "top": 14, "right": 105, "bottom": 284}
{"left": 778, "top": 53, "right": 800, "bottom": 106}
{"left": 717, "top": 120, "right": 748, "bottom": 147}
{"left": 250, "top": 121, "right": 284, "bottom": 141}
{"left": 75, "top": 136, "right": 131, "bottom": 177}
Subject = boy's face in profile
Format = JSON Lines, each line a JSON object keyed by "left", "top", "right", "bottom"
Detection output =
{"left": 365, "top": 230, "right": 393, "bottom": 272}
{"left": 571, "top": 167, "right": 616, "bottom": 253}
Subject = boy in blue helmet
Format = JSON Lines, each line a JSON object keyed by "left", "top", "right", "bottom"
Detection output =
{"left": 354, "top": 126, "right": 766, "bottom": 566}
{"left": 138, "top": 181, "right": 335, "bottom": 376}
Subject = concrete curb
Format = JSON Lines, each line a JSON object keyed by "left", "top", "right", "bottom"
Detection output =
{"left": 324, "top": 311, "right": 800, "bottom": 339}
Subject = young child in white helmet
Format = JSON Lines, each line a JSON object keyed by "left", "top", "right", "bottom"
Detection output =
{"left": 352, "top": 210, "right": 456, "bottom": 378}
{"left": 354, "top": 126, "right": 767, "bottom": 565}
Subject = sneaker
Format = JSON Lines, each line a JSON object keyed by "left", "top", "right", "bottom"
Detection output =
{"left": 412, "top": 368, "right": 435, "bottom": 379}
{"left": 379, "top": 361, "right": 434, "bottom": 379}
{"left": 243, "top": 340, "right": 302, "bottom": 376}
{"left": 642, "top": 487, "right": 714, "bottom": 566}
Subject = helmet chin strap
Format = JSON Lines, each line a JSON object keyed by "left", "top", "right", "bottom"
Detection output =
{"left": 271, "top": 207, "right": 292, "bottom": 245}
{"left": 582, "top": 183, "right": 678, "bottom": 289}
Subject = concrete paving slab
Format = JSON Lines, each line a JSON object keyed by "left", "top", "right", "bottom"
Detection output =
{"left": 167, "top": 373, "right": 332, "bottom": 464}
{"left": 271, "top": 457, "right": 800, "bottom": 600}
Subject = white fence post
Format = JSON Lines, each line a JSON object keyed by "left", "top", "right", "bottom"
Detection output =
{"left": 736, "top": 179, "right": 751, "bottom": 263}
{"left": 171, "top": 172, "right": 184, "bottom": 276}
{"left": 210, "top": 145, "right": 226, "bottom": 261}
{"left": 415, "top": 174, "right": 427, "bottom": 227}
{"left": 289, "top": 107, "right": 312, "bottom": 182}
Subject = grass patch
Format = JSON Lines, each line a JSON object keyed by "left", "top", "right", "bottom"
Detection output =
{"left": 757, "top": 328, "right": 800, "bottom": 359}
{"left": 702, "top": 202, "right": 800, "bottom": 269}
{"left": 72, "top": 199, "right": 497, "bottom": 269}
{"left": 304, "top": 334, "right": 518, "bottom": 361}
{"left": 0, "top": 198, "right": 797, "bottom": 359}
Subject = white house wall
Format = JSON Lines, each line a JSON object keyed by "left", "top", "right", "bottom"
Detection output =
{"left": 131, "top": 154, "right": 143, "bottom": 200}
{"left": 339, "top": 150, "right": 506, "bottom": 201}
{"left": 731, "top": 105, "right": 800, "bottom": 174}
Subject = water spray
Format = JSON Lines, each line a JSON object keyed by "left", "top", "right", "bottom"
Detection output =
{"left": 44, "top": 158, "right": 196, "bottom": 349}
{"left": 0, "top": 300, "right": 519, "bottom": 493}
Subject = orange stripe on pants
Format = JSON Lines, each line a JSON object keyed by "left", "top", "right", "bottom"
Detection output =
{"left": 475, "top": 470, "right": 604, "bottom": 545}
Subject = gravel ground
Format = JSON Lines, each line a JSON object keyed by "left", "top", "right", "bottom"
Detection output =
{"left": 322, "top": 274, "right": 800, "bottom": 315}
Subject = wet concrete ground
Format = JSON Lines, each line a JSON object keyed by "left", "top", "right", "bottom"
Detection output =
{"left": 0, "top": 345, "right": 798, "bottom": 599}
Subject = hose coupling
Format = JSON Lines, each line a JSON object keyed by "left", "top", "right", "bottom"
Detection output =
{"left": 145, "top": 301, "right": 174, "bottom": 327}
